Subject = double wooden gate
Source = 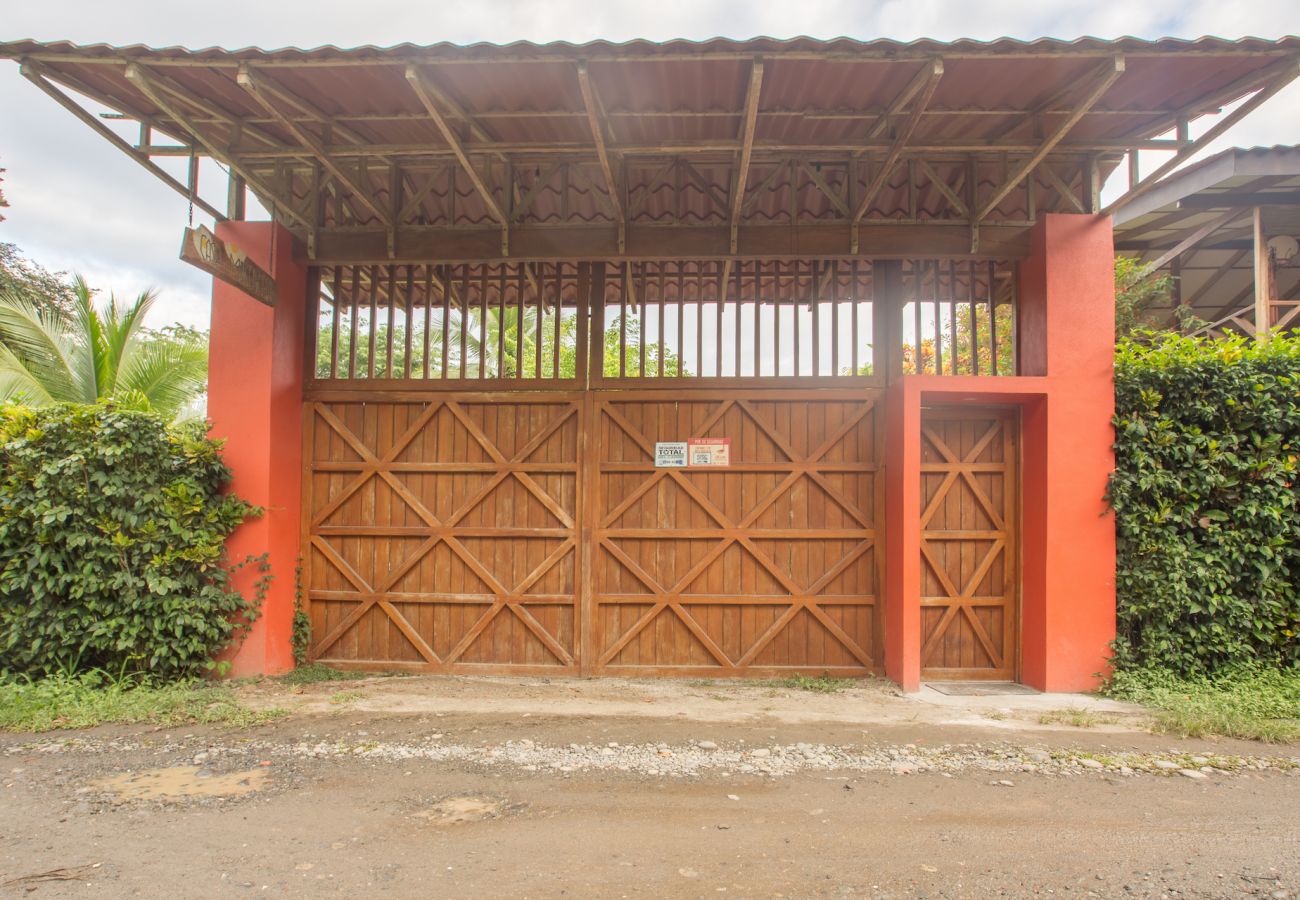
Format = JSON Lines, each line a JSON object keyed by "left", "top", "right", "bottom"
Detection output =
{"left": 303, "top": 390, "right": 881, "bottom": 675}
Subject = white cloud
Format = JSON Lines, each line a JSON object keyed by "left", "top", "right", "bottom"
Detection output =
{"left": 1, "top": 0, "right": 1297, "bottom": 330}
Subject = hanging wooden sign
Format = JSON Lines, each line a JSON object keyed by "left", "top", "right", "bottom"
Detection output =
{"left": 179, "top": 224, "right": 276, "bottom": 307}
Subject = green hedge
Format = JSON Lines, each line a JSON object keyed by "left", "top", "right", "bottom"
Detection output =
{"left": 0, "top": 405, "right": 265, "bottom": 678}
{"left": 1110, "top": 332, "right": 1300, "bottom": 675}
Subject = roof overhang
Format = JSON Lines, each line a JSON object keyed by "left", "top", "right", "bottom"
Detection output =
{"left": 3, "top": 36, "right": 1298, "bottom": 264}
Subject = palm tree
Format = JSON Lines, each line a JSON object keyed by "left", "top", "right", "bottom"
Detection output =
{"left": 0, "top": 275, "right": 207, "bottom": 421}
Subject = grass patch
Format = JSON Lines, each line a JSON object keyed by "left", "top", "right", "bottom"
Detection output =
{"left": 0, "top": 672, "right": 285, "bottom": 733}
{"left": 1038, "top": 707, "right": 1103, "bottom": 728}
{"left": 1104, "top": 667, "right": 1300, "bottom": 743}
{"left": 276, "top": 663, "right": 359, "bottom": 686}
{"left": 328, "top": 690, "right": 364, "bottom": 705}
{"left": 764, "top": 674, "right": 855, "bottom": 694}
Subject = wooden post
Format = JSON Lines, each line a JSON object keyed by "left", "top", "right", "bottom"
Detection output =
{"left": 874, "top": 260, "right": 904, "bottom": 384}
{"left": 1253, "top": 206, "right": 1275, "bottom": 339}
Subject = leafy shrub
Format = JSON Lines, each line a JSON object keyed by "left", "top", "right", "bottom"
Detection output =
{"left": 0, "top": 404, "right": 265, "bottom": 678}
{"left": 1109, "top": 332, "right": 1300, "bottom": 675}
{"left": 1105, "top": 666, "right": 1300, "bottom": 743}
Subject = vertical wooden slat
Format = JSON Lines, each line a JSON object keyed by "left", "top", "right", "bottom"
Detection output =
{"left": 458, "top": 267, "right": 468, "bottom": 380}
{"left": 620, "top": 263, "right": 629, "bottom": 379}
{"left": 638, "top": 262, "right": 648, "bottom": 378}
{"left": 912, "top": 263, "right": 922, "bottom": 375}
{"left": 812, "top": 260, "right": 822, "bottom": 377}
{"left": 989, "top": 261, "right": 999, "bottom": 376}
{"left": 968, "top": 262, "right": 980, "bottom": 376}
{"left": 947, "top": 261, "right": 958, "bottom": 376}
{"left": 328, "top": 266, "right": 341, "bottom": 379}
{"left": 657, "top": 264, "right": 667, "bottom": 378}
{"left": 478, "top": 266, "right": 489, "bottom": 380}
{"left": 366, "top": 266, "right": 378, "bottom": 379}
{"left": 347, "top": 267, "right": 359, "bottom": 379}
{"left": 716, "top": 263, "right": 726, "bottom": 378}
{"left": 535, "top": 265, "right": 545, "bottom": 380}
{"left": 578, "top": 263, "right": 596, "bottom": 389}
{"left": 850, "top": 260, "right": 860, "bottom": 376}
{"left": 695, "top": 266, "right": 704, "bottom": 380}
{"left": 675, "top": 264, "right": 685, "bottom": 378}
{"left": 403, "top": 266, "right": 414, "bottom": 379}
{"left": 421, "top": 266, "right": 432, "bottom": 379}
{"left": 793, "top": 261, "right": 803, "bottom": 377}
{"left": 752, "top": 260, "right": 761, "bottom": 377}
{"left": 385, "top": 266, "right": 396, "bottom": 378}
{"left": 830, "top": 261, "right": 839, "bottom": 377}
{"left": 933, "top": 261, "right": 945, "bottom": 376}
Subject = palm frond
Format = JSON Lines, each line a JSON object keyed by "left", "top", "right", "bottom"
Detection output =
{"left": 114, "top": 336, "right": 208, "bottom": 420}
{"left": 0, "top": 288, "right": 86, "bottom": 402}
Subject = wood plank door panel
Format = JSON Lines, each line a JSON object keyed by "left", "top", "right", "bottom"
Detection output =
{"left": 591, "top": 390, "right": 881, "bottom": 676}
{"left": 304, "top": 394, "right": 582, "bottom": 673}
{"left": 919, "top": 407, "right": 1019, "bottom": 680}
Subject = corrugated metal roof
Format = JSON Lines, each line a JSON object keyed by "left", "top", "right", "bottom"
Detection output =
{"left": 4, "top": 36, "right": 1297, "bottom": 238}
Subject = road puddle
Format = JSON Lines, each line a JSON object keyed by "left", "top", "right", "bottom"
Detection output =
{"left": 91, "top": 765, "right": 268, "bottom": 801}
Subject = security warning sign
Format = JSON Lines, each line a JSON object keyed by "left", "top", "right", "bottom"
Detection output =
{"left": 654, "top": 442, "right": 688, "bottom": 467}
{"left": 687, "top": 438, "right": 731, "bottom": 467}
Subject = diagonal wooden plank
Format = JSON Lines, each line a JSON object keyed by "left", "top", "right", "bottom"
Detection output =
{"left": 512, "top": 471, "right": 576, "bottom": 528}
{"left": 315, "top": 404, "right": 381, "bottom": 464}
{"left": 512, "top": 538, "right": 577, "bottom": 596}
{"left": 735, "top": 399, "right": 801, "bottom": 462}
{"left": 805, "top": 539, "right": 875, "bottom": 596}
{"left": 600, "top": 470, "right": 665, "bottom": 529}
{"left": 919, "top": 540, "right": 962, "bottom": 599}
{"left": 444, "top": 401, "right": 509, "bottom": 463}
{"left": 596, "top": 600, "right": 669, "bottom": 666}
{"left": 310, "top": 535, "right": 373, "bottom": 594}
{"left": 804, "top": 602, "right": 874, "bottom": 668}
{"left": 444, "top": 600, "right": 508, "bottom": 664}
{"left": 808, "top": 399, "right": 875, "bottom": 462}
{"left": 669, "top": 602, "right": 733, "bottom": 667}
{"left": 376, "top": 598, "right": 442, "bottom": 666}
{"left": 959, "top": 604, "right": 1003, "bottom": 667}
{"left": 738, "top": 536, "right": 803, "bottom": 597}
{"left": 919, "top": 424, "right": 960, "bottom": 464}
{"left": 443, "top": 535, "right": 513, "bottom": 597}
{"left": 734, "top": 602, "right": 803, "bottom": 667}
{"left": 957, "top": 470, "right": 1006, "bottom": 531}
{"left": 310, "top": 469, "right": 377, "bottom": 529}
{"left": 806, "top": 470, "right": 873, "bottom": 529}
{"left": 919, "top": 470, "right": 959, "bottom": 529}
{"left": 377, "top": 471, "right": 442, "bottom": 529}
{"left": 957, "top": 540, "right": 1005, "bottom": 598}
{"left": 446, "top": 470, "right": 511, "bottom": 526}
{"left": 960, "top": 421, "right": 1003, "bottom": 464}
{"left": 600, "top": 538, "right": 671, "bottom": 594}
{"left": 736, "top": 471, "right": 803, "bottom": 528}
{"left": 510, "top": 404, "right": 578, "bottom": 463}
{"left": 919, "top": 604, "right": 960, "bottom": 664}
{"left": 506, "top": 601, "right": 575, "bottom": 665}
{"left": 311, "top": 597, "right": 379, "bottom": 659}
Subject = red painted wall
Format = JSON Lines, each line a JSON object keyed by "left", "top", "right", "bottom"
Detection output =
{"left": 882, "top": 214, "right": 1117, "bottom": 692}
{"left": 208, "top": 222, "right": 306, "bottom": 677}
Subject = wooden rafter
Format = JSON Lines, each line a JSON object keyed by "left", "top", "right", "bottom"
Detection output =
{"left": 236, "top": 66, "right": 393, "bottom": 229}
{"left": 1104, "top": 56, "right": 1300, "bottom": 216}
{"left": 1140, "top": 206, "right": 1247, "bottom": 275}
{"left": 851, "top": 59, "right": 944, "bottom": 252}
{"left": 975, "top": 56, "right": 1125, "bottom": 222}
{"left": 122, "top": 63, "right": 312, "bottom": 229}
{"left": 729, "top": 59, "right": 765, "bottom": 254}
{"left": 576, "top": 62, "right": 625, "bottom": 251}
{"left": 405, "top": 64, "right": 510, "bottom": 254}
{"left": 19, "top": 62, "right": 227, "bottom": 222}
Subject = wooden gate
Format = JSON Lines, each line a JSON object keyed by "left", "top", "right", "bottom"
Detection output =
{"left": 304, "top": 395, "right": 583, "bottom": 673}
{"left": 590, "top": 391, "right": 881, "bottom": 675}
{"left": 303, "top": 389, "right": 881, "bottom": 675}
{"left": 919, "top": 408, "right": 1019, "bottom": 680}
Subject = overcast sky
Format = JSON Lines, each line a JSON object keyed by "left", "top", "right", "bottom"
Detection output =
{"left": 1, "top": 0, "right": 1297, "bottom": 329}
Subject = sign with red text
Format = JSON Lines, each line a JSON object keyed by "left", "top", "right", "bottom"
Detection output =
{"left": 687, "top": 438, "right": 731, "bottom": 467}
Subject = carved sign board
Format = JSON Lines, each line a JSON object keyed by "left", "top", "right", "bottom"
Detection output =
{"left": 179, "top": 225, "right": 276, "bottom": 307}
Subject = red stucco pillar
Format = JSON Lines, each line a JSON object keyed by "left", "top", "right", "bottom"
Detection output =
{"left": 208, "top": 221, "right": 307, "bottom": 677}
{"left": 1017, "top": 213, "right": 1117, "bottom": 691}
{"left": 882, "top": 214, "right": 1116, "bottom": 693}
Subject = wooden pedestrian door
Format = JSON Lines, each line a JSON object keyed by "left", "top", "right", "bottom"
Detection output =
{"left": 919, "top": 408, "right": 1019, "bottom": 680}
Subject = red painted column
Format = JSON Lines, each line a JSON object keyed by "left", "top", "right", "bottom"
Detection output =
{"left": 1018, "top": 214, "right": 1117, "bottom": 691}
{"left": 881, "top": 214, "right": 1116, "bottom": 693}
{"left": 207, "top": 222, "right": 307, "bottom": 677}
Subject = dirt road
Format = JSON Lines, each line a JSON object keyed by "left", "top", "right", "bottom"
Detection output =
{"left": 1, "top": 675, "right": 1296, "bottom": 898}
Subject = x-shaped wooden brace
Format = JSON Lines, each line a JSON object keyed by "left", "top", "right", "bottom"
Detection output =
{"left": 597, "top": 398, "right": 877, "bottom": 668}
{"left": 311, "top": 400, "right": 579, "bottom": 667}
{"left": 918, "top": 420, "right": 1008, "bottom": 668}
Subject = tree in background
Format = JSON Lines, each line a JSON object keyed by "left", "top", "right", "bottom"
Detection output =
{"left": 0, "top": 276, "right": 207, "bottom": 421}
{"left": 1114, "top": 256, "right": 1177, "bottom": 338}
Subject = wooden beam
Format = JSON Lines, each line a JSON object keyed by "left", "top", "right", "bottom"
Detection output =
{"left": 1140, "top": 207, "right": 1248, "bottom": 275}
{"left": 576, "top": 62, "right": 625, "bottom": 252}
{"left": 308, "top": 221, "right": 1031, "bottom": 264}
{"left": 975, "top": 56, "right": 1125, "bottom": 222}
{"left": 1104, "top": 57, "right": 1300, "bottom": 217}
{"left": 19, "top": 63, "right": 227, "bottom": 222}
{"left": 1186, "top": 248, "right": 1249, "bottom": 311}
{"left": 122, "top": 63, "right": 312, "bottom": 229}
{"left": 729, "top": 60, "right": 765, "bottom": 254}
{"left": 1179, "top": 191, "right": 1300, "bottom": 209}
{"left": 405, "top": 64, "right": 510, "bottom": 254}
{"left": 237, "top": 66, "right": 392, "bottom": 228}
{"left": 852, "top": 59, "right": 944, "bottom": 249}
